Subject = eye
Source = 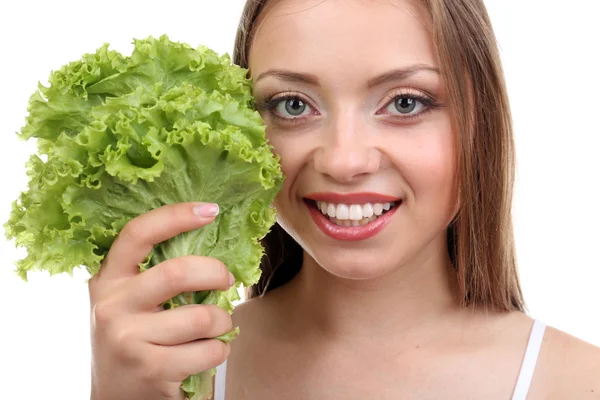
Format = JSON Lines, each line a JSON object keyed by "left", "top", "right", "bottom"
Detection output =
{"left": 275, "top": 97, "right": 312, "bottom": 118}
{"left": 376, "top": 91, "right": 441, "bottom": 121}
{"left": 385, "top": 95, "right": 424, "bottom": 115}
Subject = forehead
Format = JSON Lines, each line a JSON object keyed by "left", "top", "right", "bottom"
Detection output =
{"left": 249, "top": 0, "right": 437, "bottom": 79}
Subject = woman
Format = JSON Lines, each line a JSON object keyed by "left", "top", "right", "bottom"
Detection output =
{"left": 89, "top": 0, "right": 600, "bottom": 399}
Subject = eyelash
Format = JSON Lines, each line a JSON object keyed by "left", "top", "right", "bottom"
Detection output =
{"left": 254, "top": 89, "right": 442, "bottom": 125}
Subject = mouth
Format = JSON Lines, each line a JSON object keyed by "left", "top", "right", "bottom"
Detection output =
{"left": 303, "top": 195, "right": 402, "bottom": 241}
{"left": 305, "top": 199, "right": 399, "bottom": 226}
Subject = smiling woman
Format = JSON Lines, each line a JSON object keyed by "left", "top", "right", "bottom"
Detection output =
{"left": 238, "top": 0, "right": 513, "bottom": 305}
{"left": 217, "top": 0, "right": 600, "bottom": 399}
{"left": 1, "top": 1, "right": 599, "bottom": 400}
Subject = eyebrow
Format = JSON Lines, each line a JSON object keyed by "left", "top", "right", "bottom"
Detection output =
{"left": 254, "top": 69, "right": 320, "bottom": 86}
{"left": 253, "top": 64, "right": 440, "bottom": 88}
{"left": 366, "top": 64, "right": 440, "bottom": 88}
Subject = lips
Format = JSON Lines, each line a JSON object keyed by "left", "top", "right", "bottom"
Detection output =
{"left": 304, "top": 192, "right": 401, "bottom": 204}
{"left": 302, "top": 192, "right": 401, "bottom": 241}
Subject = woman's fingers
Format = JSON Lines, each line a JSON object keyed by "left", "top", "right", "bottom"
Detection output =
{"left": 139, "top": 304, "right": 233, "bottom": 346}
{"left": 88, "top": 201, "right": 234, "bottom": 400}
{"left": 150, "top": 339, "right": 232, "bottom": 383}
{"left": 99, "top": 202, "right": 220, "bottom": 280}
{"left": 114, "top": 255, "right": 234, "bottom": 312}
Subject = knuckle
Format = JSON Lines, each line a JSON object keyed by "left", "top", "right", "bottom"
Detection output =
{"left": 156, "top": 385, "right": 181, "bottom": 400}
{"left": 190, "top": 306, "right": 211, "bottom": 334}
{"left": 120, "top": 218, "right": 147, "bottom": 244}
{"left": 92, "top": 301, "right": 117, "bottom": 327}
{"left": 141, "top": 348, "right": 170, "bottom": 383}
{"left": 109, "top": 323, "right": 136, "bottom": 353}
{"left": 166, "top": 204, "right": 181, "bottom": 221}
{"left": 160, "top": 259, "right": 189, "bottom": 287}
{"left": 141, "top": 358, "right": 164, "bottom": 384}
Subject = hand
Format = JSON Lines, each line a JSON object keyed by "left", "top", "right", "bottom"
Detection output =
{"left": 89, "top": 202, "right": 234, "bottom": 400}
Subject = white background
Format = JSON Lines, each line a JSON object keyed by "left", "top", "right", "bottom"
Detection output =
{"left": 0, "top": 1, "right": 598, "bottom": 398}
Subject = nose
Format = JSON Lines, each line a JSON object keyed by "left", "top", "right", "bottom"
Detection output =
{"left": 313, "top": 112, "right": 381, "bottom": 182}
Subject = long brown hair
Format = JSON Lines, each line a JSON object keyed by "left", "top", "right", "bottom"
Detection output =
{"left": 233, "top": 0, "right": 525, "bottom": 312}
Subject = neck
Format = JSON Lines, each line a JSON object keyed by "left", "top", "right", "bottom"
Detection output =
{"left": 277, "top": 233, "right": 462, "bottom": 343}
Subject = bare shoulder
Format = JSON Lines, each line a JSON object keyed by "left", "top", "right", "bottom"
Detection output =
{"left": 230, "top": 291, "right": 282, "bottom": 351}
{"left": 231, "top": 293, "right": 273, "bottom": 329}
{"left": 231, "top": 296, "right": 264, "bottom": 345}
{"left": 228, "top": 296, "right": 267, "bottom": 377}
{"left": 227, "top": 293, "right": 286, "bottom": 397}
{"left": 231, "top": 286, "right": 287, "bottom": 332}
{"left": 531, "top": 325, "right": 600, "bottom": 398}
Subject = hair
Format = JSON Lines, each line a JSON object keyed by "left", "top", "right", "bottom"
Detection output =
{"left": 233, "top": 0, "right": 525, "bottom": 312}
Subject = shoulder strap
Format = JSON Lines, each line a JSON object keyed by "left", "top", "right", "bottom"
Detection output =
{"left": 214, "top": 359, "right": 228, "bottom": 400}
{"left": 511, "top": 319, "right": 546, "bottom": 400}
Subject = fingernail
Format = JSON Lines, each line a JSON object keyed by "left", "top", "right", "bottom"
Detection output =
{"left": 193, "top": 203, "right": 219, "bottom": 217}
{"left": 229, "top": 272, "right": 235, "bottom": 287}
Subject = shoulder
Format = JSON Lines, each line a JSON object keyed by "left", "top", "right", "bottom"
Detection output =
{"left": 230, "top": 292, "right": 282, "bottom": 352}
{"left": 227, "top": 294, "right": 286, "bottom": 396}
{"left": 531, "top": 325, "right": 600, "bottom": 398}
{"left": 231, "top": 293, "right": 273, "bottom": 330}
{"left": 231, "top": 286, "right": 288, "bottom": 333}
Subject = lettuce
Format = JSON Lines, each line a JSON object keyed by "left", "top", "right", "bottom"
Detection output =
{"left": 3, "top": 35, "right": 283, "bottom": 400}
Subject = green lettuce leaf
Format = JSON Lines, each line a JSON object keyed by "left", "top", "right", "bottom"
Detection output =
{"left": 4, "top": 35, "right": 283, "bottom": 400}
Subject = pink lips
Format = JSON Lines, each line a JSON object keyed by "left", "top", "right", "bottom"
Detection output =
{"left": 305, "top": 192, "right": 400, "bottom": 204}
{"left": 303, "top": 192, "right": 401, "bottom": 241}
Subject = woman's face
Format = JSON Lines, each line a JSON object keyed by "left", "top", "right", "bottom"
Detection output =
{"left": 249, "top": 0, "right": 459, "bottom": 280}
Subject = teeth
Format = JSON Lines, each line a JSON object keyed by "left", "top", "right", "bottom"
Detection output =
{"left": 362, "top": 203, "right": 374, "bottom": 218}
{"left": 336, "top": 204, "right": 349, "bottom": 220}
{"left": 373, "top": 203, "right": 384, "bottom": 216}
{"left": 349, "top": 204, "right": 362, "bottom": 221}
{"left": 317, "top": 200, "right": 396, "bottom": 219}
{"left": 327, "top": 203, "right": 336, "bottom": 217}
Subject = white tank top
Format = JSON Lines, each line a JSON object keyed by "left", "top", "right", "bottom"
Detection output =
{"left": 213, "top": 319, "right": 546, "bottom": 400}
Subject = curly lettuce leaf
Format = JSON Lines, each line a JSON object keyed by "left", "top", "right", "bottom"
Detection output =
{"left": 4, "top": 35, "right": 283, "bottom": 400}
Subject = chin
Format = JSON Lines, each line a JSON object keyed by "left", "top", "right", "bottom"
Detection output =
{"left": 306, "top": 244, "right": 408, "bottom": 281}
{"left": 275, "top": 199, "right": 452, "bottom": 283}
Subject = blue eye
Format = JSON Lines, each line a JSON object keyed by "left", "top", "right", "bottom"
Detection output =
{"left": 275, "top": 97, "right": 310, "bottom": 117}
{"left": 386, "top": 95, "right": 424, "bottom": 115}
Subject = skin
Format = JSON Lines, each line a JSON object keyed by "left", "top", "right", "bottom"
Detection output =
{"left": 89, "top": 1, "right": 599, "bottom": 399}
{"left": 90, "top": 203, "right": 235, "bottom": 400}
{"left": 225, "top": 0, "right": 600, "bottom": 398}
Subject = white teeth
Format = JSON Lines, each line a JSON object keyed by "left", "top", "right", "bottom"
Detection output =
{"left": 327, "top": 203, "right": 336, "bottom": 217}
{"left": 362, "top": 203, "right": 374, "bottom": 218}
{"left": 329, "top": 213, "right": 383, "bottom": 227}
{"left": 373, "top": 203, "right": 384, "bottom": 216}
{"left": 315, "top": 200, "right": 397, "bottom": 222}
{"left": 349, "top": 204, "right": 363, "bottom": 221}
{"left": 336, "top": 204, "right": 349, "bottom": 220}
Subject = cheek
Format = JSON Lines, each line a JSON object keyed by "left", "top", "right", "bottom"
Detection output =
{"left": 268, "top": 136, "right": 301, "bottom": 216}
{"left": 396, "top": 128, "right": 458, "bottom": 207}
{"left": 267, "top": 130, "right": 313, "bottom": 201}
